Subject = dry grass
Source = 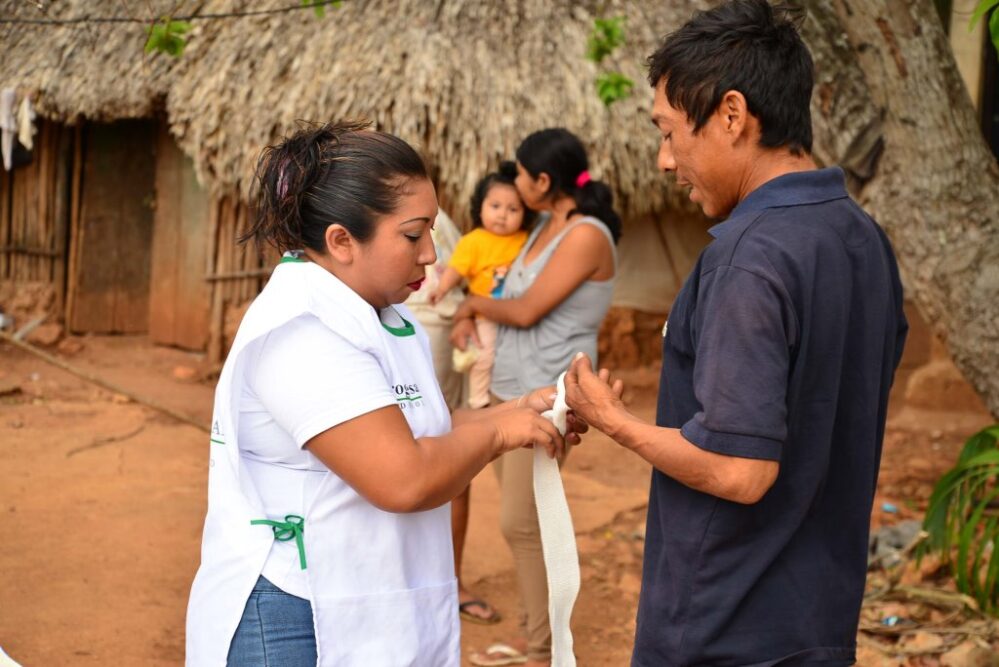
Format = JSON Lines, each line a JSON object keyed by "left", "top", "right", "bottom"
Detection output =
{"left": 0, "top": 0, "right": 703, "bottom": 226}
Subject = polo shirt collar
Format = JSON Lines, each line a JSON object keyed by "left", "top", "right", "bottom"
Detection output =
{"left": 709, "top": 167, "right": 849, "bottom": 238}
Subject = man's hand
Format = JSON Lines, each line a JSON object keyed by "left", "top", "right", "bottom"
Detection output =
{"left": 564, "top": 353, "right": 625, "bottom": 434}
{"left": 564, "top": 411, "right": 589, "bottom": 447}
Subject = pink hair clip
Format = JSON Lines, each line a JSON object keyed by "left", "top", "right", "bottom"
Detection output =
{"left": 575, "top": 170, "right": 592, "bottom": 188}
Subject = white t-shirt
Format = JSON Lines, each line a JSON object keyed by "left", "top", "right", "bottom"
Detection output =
{"left": 238, "top": 312, "right": 398, "bottom": 598}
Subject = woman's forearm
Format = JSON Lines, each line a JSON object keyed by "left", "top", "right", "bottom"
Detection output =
{"left": 307, "top": 406, "right": 500, "bottom": 513}
{"left": 465, "top": 295, "right": 538, "bottom": 328}
{"left": 450, "top": 386, "right": 555, "bottom": 428}
{"left": 451, "top": 398, "right": 520, "bottom": 426}
{"left": 407, "top": 420, "right": 501, "bottom": 511}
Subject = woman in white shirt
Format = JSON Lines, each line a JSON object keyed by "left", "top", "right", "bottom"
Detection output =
{"left": 185, "top": 121, "right": 574, "bottom": 667}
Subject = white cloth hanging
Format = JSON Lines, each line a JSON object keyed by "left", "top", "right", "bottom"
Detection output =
{"left": 0, "top": 89, "right": 17, "bottom": 171}
{"left": 534, "top": 372, "right": 581, "bottom": 667}
{"left": 17, "top": 97, "right": 35, "bottom": 151}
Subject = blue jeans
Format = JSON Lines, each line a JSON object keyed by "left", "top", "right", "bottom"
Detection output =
{"left": 227, "top": 576, "right": 317, "bottom": 666}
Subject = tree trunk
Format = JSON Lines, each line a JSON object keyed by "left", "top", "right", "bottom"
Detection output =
{"left": 800, "top": 0, "right": 999, "bottom": 417}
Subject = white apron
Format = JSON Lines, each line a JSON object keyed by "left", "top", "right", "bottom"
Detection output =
{"left": 186, "top": 259, "right": 459, "bottom": 666}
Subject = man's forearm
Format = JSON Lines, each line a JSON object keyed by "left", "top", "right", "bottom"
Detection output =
{"left": 601, "top": 407, "right": 779, "bottom": 504}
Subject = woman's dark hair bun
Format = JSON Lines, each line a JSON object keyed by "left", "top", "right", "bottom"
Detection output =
{"left": 515, "top": 128, "right": 621, "bottom": 243}
{"left": 497, "top": 160, "right": 518, "bottom": 180}
{"left": 245, "top": 119, "right": 428, "bottom": 253}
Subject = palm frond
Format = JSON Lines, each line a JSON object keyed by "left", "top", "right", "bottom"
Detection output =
{"left": 921, "top": 425, "right": 999, "bottom": 614}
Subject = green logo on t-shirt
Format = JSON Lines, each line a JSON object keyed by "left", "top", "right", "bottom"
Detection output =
{"left": 394, "top": 383, "right": 424, "bottom": 409}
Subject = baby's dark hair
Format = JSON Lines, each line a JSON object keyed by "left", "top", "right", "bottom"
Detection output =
{"left": 469, "top": 161, "right": 535, "bottom": 229}
{"left": 244, "top": 120, "right": 428, "bottom": 253}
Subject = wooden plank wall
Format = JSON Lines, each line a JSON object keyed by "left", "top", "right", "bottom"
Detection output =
{"left": 205, "top": 196, "right": 276, "bottom": 363}
{"left": 149, "top": 126, "right": 212, "bottom": 350}
{"left": 0, "top": 121, "right": 73, "bottom": 309}
{"left": 66, "top": 120, "right": 156, "bottom": 333}
{"left": 0, "top": 117, "right": 278, "bottom": 354}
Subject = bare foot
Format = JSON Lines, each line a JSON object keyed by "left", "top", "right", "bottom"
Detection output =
{"left": 458, "top": 588, "right": 501, "bottom": 624}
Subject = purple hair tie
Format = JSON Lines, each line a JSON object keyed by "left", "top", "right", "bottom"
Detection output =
{"left": 277, "top": 158, "right": 291, "bottom": 200}
{"left": 575, "top": 170, "right": 592, "bottom": 188}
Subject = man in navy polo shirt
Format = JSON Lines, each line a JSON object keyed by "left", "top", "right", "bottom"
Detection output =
{"left": 564, "top": 1, "right": 908, "bottom": 664}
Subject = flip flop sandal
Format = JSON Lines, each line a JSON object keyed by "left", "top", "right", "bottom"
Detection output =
{"left": 459, "top": 598, "right": 502, "bottom": 625}
{"left": 468, "top": 643, "right": 528, "bottom": 666}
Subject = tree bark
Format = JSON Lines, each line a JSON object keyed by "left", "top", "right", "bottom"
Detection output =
{"left": 801, "top": 0, "right": 999, "bottom": 418}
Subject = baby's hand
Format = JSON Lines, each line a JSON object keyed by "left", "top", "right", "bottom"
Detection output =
{"left": 428, "top": 289, "right": 442, "bottom": 305}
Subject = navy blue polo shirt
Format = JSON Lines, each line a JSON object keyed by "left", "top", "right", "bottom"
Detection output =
{"left": 633, "top": 168, "right": 907, "bottom": 666}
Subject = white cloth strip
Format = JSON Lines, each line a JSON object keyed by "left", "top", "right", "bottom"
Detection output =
{"left": 535, "top": 371, "right": 580, "bottom": 667}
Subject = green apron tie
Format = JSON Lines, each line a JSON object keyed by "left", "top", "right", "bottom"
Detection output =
{"left": 251, "top": 514, "right": 307, "bottom": 570}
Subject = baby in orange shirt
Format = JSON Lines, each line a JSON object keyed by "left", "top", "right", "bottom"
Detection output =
{"left": 430, "top": 162, "right": 533, "bottom": 408}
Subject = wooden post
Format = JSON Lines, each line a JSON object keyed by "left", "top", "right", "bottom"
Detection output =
{"left": 206, "top": 198, "right": 225, "bottom": 365}
{"left": 52, "top": 123, "right": 73, "bottom": 316}
{"left": 0, "top": 168, "right": 10, "bottom": 280}
{"left": 64, "top": 124, "right": 83, "bottom": 330}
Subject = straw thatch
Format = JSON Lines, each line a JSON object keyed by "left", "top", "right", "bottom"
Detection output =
{"left": 1, "top": 0, "right": 703, "bottom": 224}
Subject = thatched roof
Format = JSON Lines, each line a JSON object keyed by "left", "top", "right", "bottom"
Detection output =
{"left": 1, "top": 0, "right": 703, "bottom": 223}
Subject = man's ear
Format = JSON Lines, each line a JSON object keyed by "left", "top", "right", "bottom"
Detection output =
{"left": 324, "top": 223, "right": 355, "bottom": 264}
{"left": 717, "top": 90, "right": 751, "bottom": 143}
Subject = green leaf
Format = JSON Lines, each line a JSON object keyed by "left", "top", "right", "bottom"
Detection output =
{"left": 303, "top": 0, "right": 335, "bottom": 19}
{"left": 983, "top": 522, "right": 999, "bottom": 609}
{"left": 976, "top": 517, "right": 999, "bottom": 609}
{"left": 959, "top": 486, "right": 999, "bottom": 606}
{"left": 144, "top": 24, "right": 165, "bottom": 54}
{"left": 144, "top": 18, "right": 190, "bottom": 58}
{"left": 990, "top": 8, "right": 999, "bottom": 58}
{"left": 166, "top": 36, "right": 185, "bottom": 57}
{"left": 587, "top": 16, "right": 627, "bottom": 64}
{"left": 923, "top": 423, "right": 999, "bottom": 615}
{"left": 595, "top": 71, "right": 634, "bottom": 107}
{"left": 970, "top": 0, "right": 999, "bottom": 31}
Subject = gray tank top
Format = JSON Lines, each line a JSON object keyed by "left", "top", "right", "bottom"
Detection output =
{"left": 491, "top": 216, "right": 617, "bottom": 400}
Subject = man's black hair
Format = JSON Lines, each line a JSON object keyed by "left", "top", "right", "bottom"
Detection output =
{"left": 647, "top": 0, "right": 814, "bottom": 155}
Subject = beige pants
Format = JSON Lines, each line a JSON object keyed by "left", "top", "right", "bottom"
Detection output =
{"left": 490, "top": 395, "right": 560, "bottom": 662}
{"left": 408, "top": 304, "right": 463, "bottom": 410}
{"left": 467, "top": 318, "right": 498, "bottom": 409}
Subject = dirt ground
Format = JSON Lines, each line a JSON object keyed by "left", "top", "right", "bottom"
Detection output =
{"left": 0, "top": 335, "right": 994, "bottom": 665}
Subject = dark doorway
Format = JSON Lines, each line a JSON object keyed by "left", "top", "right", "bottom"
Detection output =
{"left": 67, "top": 120, "right": 156, "bottom": 333}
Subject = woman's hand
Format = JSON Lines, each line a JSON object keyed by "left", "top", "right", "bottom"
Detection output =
{"left": 449, "top": 317, "right": 479, "bottom": 351}
{"left": 564, "top": 353, "right": 625, "bottom": 434}
{"left": 491, "top": 408, "right": 566, "bottom": 459}
{"left": 519, "top": 386, "right": 590, "bottom": 447}
{"left": 453, "top": 297, "right": 479, "bottom": 323}
{"left": 522, "top": 386, "right": 557, "bottom": 413}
